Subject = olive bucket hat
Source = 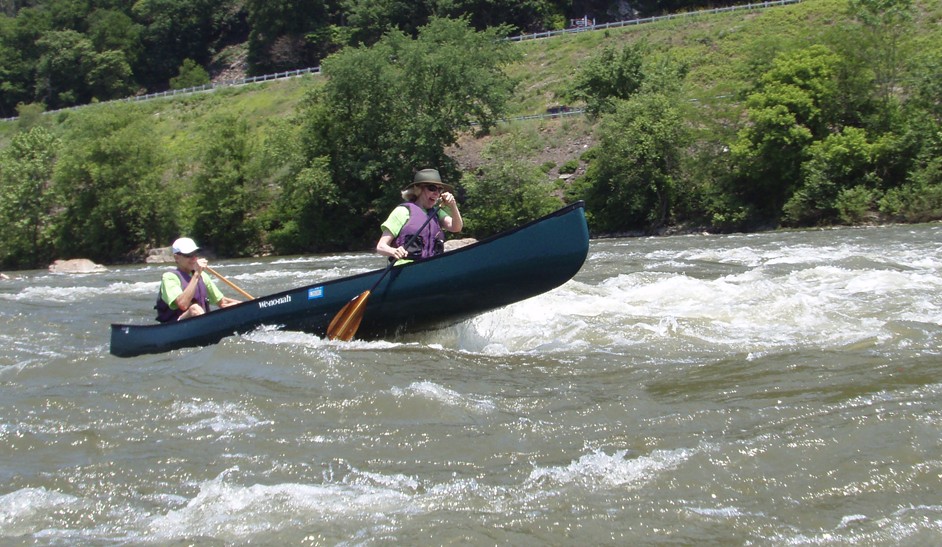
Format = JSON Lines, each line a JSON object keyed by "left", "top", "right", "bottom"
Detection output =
{"left": 403, "top": 168, "right": 455, "bottom": 193}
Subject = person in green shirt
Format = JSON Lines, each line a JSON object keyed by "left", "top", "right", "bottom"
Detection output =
{"left": 155, "top": 237, "right": 240, "bottom": 322}
{"left": 376, "top": 168, "right": 463, "bottom": 263}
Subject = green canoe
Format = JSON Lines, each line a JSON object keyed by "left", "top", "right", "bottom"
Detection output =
{"left": 110, "top": 201, "right": 589, "bottom": 357}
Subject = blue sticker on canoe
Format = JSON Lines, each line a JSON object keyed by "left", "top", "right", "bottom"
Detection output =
{"left": 308, "top": 287, "right": 324, "bottom": 300}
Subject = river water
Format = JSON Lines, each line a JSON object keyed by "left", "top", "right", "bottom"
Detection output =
{"left": 2, "top": 223, "right": 942, "bottom": 545}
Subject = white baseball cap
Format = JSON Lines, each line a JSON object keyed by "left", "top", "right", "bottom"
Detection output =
{"left": 171, "top": 237, "right": 200, "bottom": 255}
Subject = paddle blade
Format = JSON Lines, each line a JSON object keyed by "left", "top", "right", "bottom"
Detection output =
{"left": 327, "top": 290, "right": 371, "bottom": 341}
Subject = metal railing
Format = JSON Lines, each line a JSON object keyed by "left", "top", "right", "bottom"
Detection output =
{"left": 508, "top": 0, "right": 800, "bottom": 41}
{"left": 1, "top": 0, "right": 798, "bottom": 122}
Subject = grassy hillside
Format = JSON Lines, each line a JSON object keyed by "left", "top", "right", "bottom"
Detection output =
{"left": 0, "top": 1, "right": 861, "bottom": 147}
{"left": 5, "top": 0, "right": 940, "bottom": 163}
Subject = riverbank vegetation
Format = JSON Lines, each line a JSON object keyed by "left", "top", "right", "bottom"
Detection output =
{"left": 2, "top": 0, "right": 941, "bottom": 270}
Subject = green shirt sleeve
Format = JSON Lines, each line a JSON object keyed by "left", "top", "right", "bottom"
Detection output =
{"left": 203, "top": 272, "right": 224, "bottom": 305}
{"left": 160, "top": 271, "right": 184, "bottom": 310}
{"left": 380, "top": 205, "right": 411, "bottom": 236}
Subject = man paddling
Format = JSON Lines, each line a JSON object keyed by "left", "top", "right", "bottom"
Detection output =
{"left": 155, "top": 237, "right": 240, "bottom": 322}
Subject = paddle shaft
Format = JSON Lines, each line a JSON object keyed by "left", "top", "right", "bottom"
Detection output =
{"left": 205, "top": 266, "right": 254, "bottom": 300}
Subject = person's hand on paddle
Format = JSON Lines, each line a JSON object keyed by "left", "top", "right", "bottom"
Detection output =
{"left": 391, "top": 245, "right": 410, "bottom": 260}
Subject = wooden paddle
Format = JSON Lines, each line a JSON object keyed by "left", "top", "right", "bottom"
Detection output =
{"left": 205, "top": 266, "right": 254, "bottom": 300}
{"left": 327, "top": 205, "right": 441, "bottom": 341}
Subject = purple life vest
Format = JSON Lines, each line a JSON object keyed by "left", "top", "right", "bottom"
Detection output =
{"left": 394, "top": 202, "right": 445, "bottom": 260}
{"left": 154, "top": 269, "right": 210, "bottom": 322}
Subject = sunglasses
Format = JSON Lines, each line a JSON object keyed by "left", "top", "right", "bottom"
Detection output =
{"left": 177, "top": 252, "right": 197, "bottom": 258}
{"left": 423, "top": 184, "right": 444, "bottom": 193}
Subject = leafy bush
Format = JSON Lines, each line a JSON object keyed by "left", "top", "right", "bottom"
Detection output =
{"left": 584, "top": 92, "right": 686, "bottom": 233}
{"left": 836, "top": 186, "right": 877, "bottom": 224}
{"left": 170, "top": 59, "right": 211, "bottom": 90}
{"left": 559, "top": 159, "right": 579, "bottom": 174}
{"left": 462, "top": 130, "right": 562, "bottom": 236}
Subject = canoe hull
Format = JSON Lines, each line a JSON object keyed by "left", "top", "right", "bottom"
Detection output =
{"left": 110, "top": 202, "right": 589, "bottom": 357}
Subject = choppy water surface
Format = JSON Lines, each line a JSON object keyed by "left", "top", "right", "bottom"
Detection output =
{"left": 2, "top": 224, "right": 942, "bottom": 545}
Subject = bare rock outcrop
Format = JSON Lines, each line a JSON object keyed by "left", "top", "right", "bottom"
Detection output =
{"left": 146, "top": 247, "right": 174, "bottom": 264}
{"left": 445, "top": 238, "right": 478, "bottom": 251}
{"left": 48, "top": 259, "right": 107, "bottom": 274}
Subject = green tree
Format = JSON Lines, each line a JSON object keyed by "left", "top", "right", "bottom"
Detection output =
{"left": 35, "top": 29, "right": 134, "bottom": 108}
{"left": 448, "top": 0, "right": 563, "bottom": 33}
{"left": 190, "top": 113, "right": 264, "bottom": 257}
{"left": 300, "top": 16, "right": 519, "bottom": 247}
{"left": 0, "top": 126, "right": 60, "bottom": 269}
{"left": 566, "top": 42, "right": 645, "bottom": 117}
{"left": 86, "top": 8, "right": 143, "bottom": 75}
{"left": 131, "top": 0, "right": 230, "bottom": 89}
{"left": 341, "top": 0, "right": 563, "bottom": 46}
{"left": 169, "top": 58, "right": 210, "bottom": 90}
{"left": 86, "top": 48, "right": 135, "bottom": 100}
{"left": 879, "top": 45, "right": 942, "bottom": 223}
{"left": 585, "top": 92, "right": 686, "bottom": 233}
{"left": 35, "top": 29, "right": 93, "bottom": 107}
{"left": 782, "top": 126, "right": 875, "bottom": 226}
{"left": 257, "top": 113, "right": 342, "bottom": 254}
{"left": 14, "top": 101, "right": 46, "bottom": 131}
{"left": 0, "top": 13, "right": 36, "bottom": 117}
{"left": 267, "top": 156, "right": 339, "bottom": 253}
{"left": 340, "top": 0, "right": 433, "bottom": 47}
{"left": 846, "top": 0, "right": 914, "bottom": 130}
{"left": 727, "top": 45, "right": 842, "bottom": 221}
{"left": 53, "top": 108, "right": 176, "bottom": 262}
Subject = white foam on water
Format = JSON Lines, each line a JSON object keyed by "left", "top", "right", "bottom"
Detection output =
{"left": 227, "top": 266, "right": 365, "bottom": 286}
{"left": 0, "top": 488, "right": 83, "bottom": 538}
{"left": 525, "top": 448, "right": 694, "bottom": 488}
{"left": 451, "top": 240, "right": 942, "bottom": 356}
{"left": 391, "top": 381, "right": 497, "bottom": 413}
{"left": 172, "top": 399, "right": 271, "bottom": 435}
{"left": 143, "top": 468, "right": 413, "bottom": 542}
{"left": 239, "top": 327, "right": 401, "bottom": 351}
{"left": 1, "top": 281, "right": 159, "bottom": 302}
{"left": 838, "top": 514, "right": 869, "bottom": 528}
{"left": 688, "top": 506, "right": 758, "bottom": 518}
{"left": 269, "top": 253, "right": 369, "bottom": 265}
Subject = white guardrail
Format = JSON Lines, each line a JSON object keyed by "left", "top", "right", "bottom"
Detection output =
{"left": 2, "top": 0, "right": 799, "bottom": 122}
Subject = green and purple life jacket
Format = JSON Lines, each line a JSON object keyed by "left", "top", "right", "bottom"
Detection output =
{"left": 395, "top": 202, "right": 445, "bottom": 260}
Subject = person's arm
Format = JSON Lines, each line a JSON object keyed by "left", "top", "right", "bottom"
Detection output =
{"left": 377, "top": 230, "right": 408, "bottom": 260}
{"left": 376, "top": 206, "right": 410, "bottom": 259}
{"left": 440, "top": 191, "right": 463, "bottom": 232}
